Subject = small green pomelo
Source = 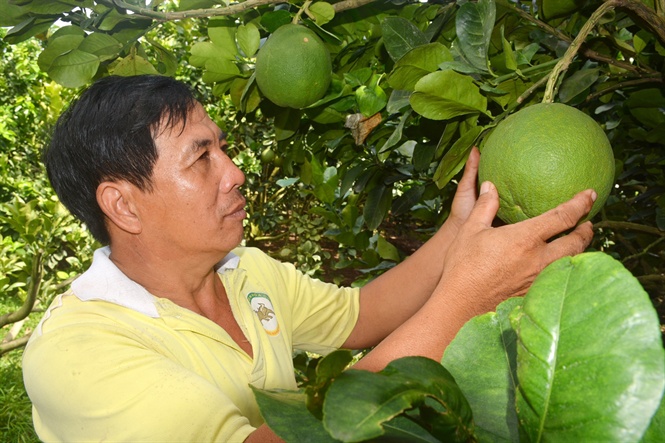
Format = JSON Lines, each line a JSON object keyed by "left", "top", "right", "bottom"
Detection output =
{"left": 255, "top": 24, "right": 332, "bottom": 109}
{"left": 478, "top": 103, "right": 615, "bottom": 224}
{"left": 260, "top": 148, "right": 276, "bottom": 163}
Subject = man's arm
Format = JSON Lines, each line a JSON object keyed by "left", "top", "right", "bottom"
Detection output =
{"left": 342, "top": 148, "right": 482, "bottom": 350}
{"left": 345, "top": 178, "right": 596, "bottom": 371}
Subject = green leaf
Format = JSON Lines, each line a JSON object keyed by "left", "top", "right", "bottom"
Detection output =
{"left": 38, "top": 34, "right": 85, "bottom": 71}
{"left": 308, "top": 2, "right": 335, "bottom": 26}
{"left": 501, "top": 26, "right": 517, "bottom": 71}
{"left": 274, "top": 107, "right": 302, "bottom": 142}
{"left": 642, "top": 389, "right": 665, "bottom": 443}
{"left": 381, "top": 415, "right": 442, "bottom": 442}
{"left": 558, "top": 68, "right": 600, "bottom": 103}
{"left": 252, "top": 388, "right": 339, "bottom": 442}
{"left": 516, "top": 252, "right": 665, "bottom": 442}
{"left": 260, "top": 10, "right": 292, "bottom": 33}
{"left": 177, "top": 0, "right": 220, "bottom": 9}
{"left": 442, "top": 297, "right": 523, "bottom": 442}
{"left": 381, "top": 16, "right": 429, "bottom": 62}
{"left": 207, "top": 18, "right": 238, "bottom": 60}
{"left": 378, "top": 110, "right": 411, "bottom": 154}
{"left": 149, "top": 39, "right": 179, "bottom": 76}
{"left": 79, "top": 33, "right": 123, "bottom": 61}
{"left": 305, "top": 350, "right": 354, "bottom": 418}
{"left": 455, "top": 0, "right": 495, "bottom": 73}
{"left": 111, "top": 53, "right": 159, "bottom": 76}
{"left": 202, "top": 57, "right": 240, "bottom": 83}
{"left": 236, "top": 22, "right": 260, "bottom": 57}
{"left": 356, "top": 84, "right": 387, "bottom": 117}
{"left": 410, "top": 70, "right": 487, "bottom": 121}
{"left": 48, "top": 49, "right": 100, "bottom": 88}
{"left": 376, "top": 235, "right": 400, "bottom": 261}
{"left": 323, "top": 356, "right": 474, "bottom": 442}
{"left": 0, "top": 0, "right": 30, "bottom": 27}
{"left": 391, "top": 186, "right": 425, "bottom": 216}
{"left": 387, "top": 89, "right": 412, "bottom": 114}
{"left": 537, "top": 0, "right": 584, "bottom": 20}
{"left": 363, "top": 182, "right": 392, "bottom": 230}
{"left": 387, "top": 42, "right": 454, "bottom": 91}
{"left": 433, "top": 124, "right": 482, "bottom": 189}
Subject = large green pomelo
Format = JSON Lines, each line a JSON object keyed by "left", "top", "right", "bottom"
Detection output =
{"left": 255, "top": 24, "right": 332, "bottom": 109}
{"left": 478, "top": 102, "right": 615, "bottom": 224}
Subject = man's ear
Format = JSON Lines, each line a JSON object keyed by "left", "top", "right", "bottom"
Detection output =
{"left": 96, "top": 181, "right": 142, "bottom": 235}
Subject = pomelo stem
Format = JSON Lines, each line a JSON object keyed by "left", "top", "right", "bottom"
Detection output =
{"left": 543, "top": 0, "right": 665, "bottom": 103}
{"left": 542, "top": 0, "right": 619, "bottom": 103}
{"left": 293, "top": 0, "right": 313, "bottom": 24}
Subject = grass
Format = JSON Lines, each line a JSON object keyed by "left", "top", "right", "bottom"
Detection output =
{"left": 0, "top": 348, "right": 39, "bottom": 443}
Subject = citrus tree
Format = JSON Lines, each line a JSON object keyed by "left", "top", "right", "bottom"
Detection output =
{"left": 3, "top": 0, "right": 662, "bottom": 293}
{"left": 2, "top": 0, "right": 665, "bottom": 441}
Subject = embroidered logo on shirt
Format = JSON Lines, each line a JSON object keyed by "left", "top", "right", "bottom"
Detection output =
{"left": 247, "top": 292, "right": 280, "bottom": 336}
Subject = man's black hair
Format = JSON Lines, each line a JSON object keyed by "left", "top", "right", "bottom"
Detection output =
{"left": 44, "top": 75, "right": 197, "bottom": 245}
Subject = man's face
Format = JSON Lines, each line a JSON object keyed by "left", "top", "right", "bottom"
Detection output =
{"left": 132, "top": 102, "right": 246, "bottom": 258}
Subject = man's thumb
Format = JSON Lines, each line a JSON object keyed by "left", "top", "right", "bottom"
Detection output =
{"left": 471, "top": 181, "right": 500, "bottom": 227}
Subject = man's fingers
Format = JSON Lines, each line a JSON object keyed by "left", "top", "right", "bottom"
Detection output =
{"left": 530, "top": 189, "right": 597, "bottom": 241}
{"left": 542, "top": 221, "right": 594, "bottom": 265}
{"left": 466, "top": 181, "right": 500, "bottom": 228}
{"left": 456, "top": 147, "right": 480, "bottom": 196}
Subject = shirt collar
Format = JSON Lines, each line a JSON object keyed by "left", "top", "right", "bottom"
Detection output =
{"left": 70, "top": 246, "right": 240, "bottom": 318}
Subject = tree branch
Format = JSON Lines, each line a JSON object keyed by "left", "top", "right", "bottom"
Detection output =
{"left": 585, "top": 76, "right": 663, "bottom": 102}
{"left": 0, "top": 253, "right": 43, "bottom": 329}
{"left": 543, "top": 0, "right": 620, "bottom": 102}
{"left": 498, "top": 0, "right": 660, "bottom": 77}
{"left": 638, "top": 274, "right": 665, "bottom": 285}
{"left": 622, "top": 236, "right": 665, "bottom": 263}
{"left": 594, "top": 220, "right": 665, "bottom": 236}
{"left": 102, "top": 0, "right": 379, "bottom": 21}
{"left": 0, "top": 333, "right": 31, "bottom": 356}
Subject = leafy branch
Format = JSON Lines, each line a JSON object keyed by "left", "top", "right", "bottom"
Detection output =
{"left": 594, "top": 220, "right": 665, "bottom": 236}
{"left": 0, "top": 252, "right": 43, "bottom": 356}
{"left": 100, "top": 0, "right": 377, "bottom": 21}
{"left": 543, "top": 0, "right": 665, "bottom": 102}
{"left": 0, "top": 253, "right": 43, "bottom": 329}
{"left": 499, "top": 0, "right": 662, "bottom": 79}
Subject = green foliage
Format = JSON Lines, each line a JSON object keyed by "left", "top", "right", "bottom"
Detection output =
{"left": 2, "top": 0, "right": 665, "bottom": 439}
{"left": 254, "top": 253, "right": 665, "bottom": 442}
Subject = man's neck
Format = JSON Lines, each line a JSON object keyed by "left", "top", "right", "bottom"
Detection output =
{"left": 107, "top": 238, "right": 227, "bottom": 314}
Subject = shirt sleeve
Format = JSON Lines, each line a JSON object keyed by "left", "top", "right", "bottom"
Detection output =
{"left": 23, "top": 306, "right": 255, "bottom": 443}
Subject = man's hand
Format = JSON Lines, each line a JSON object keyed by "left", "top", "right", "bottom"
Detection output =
{"left": 446, "top": 147, "right": 481, "bottom": 233}
{"left": 437, "top": 181, "right": 596, "bottom": 318}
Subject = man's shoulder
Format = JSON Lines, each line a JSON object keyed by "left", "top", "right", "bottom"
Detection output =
{"left": 232, "top": 246, "right": 287, "bottom": 272}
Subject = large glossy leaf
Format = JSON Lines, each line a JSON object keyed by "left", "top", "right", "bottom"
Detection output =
{"left": 536, "top": 0, "right": 589, "bottom": 20}
{"left": 381, "top": 17, "right": 429, "bottom": 62}
{"left": 323, "top": 356, "right": 474, "bottom": 442}
{"left": 48, "top": 49, "right": 99, "bottom": 88}
{"left": 442, "top": 297, "right": 523, "bottom": 442}
{"left": 363, "top": 182, "right": 392, "bottom": 230}
{"left": 387, "top": 42, "right": 454, "bottom": 91}
{"left": 410, "top": 70, "right": 487, "bottom": 121}
{"left": 236, "top": 23, "right": 260, "bottom": 58}
{"left": 515, "top": 252, "right": 665, "bottom": 442}
{"left": 432, "top": 124, "right": 482, "bottom": 189}
{"left": 642, "top": 385, "right": 665, "bottom": 443}
{"left": 455, "top": 0, "right": 495, "bottom": 73}
{"left": 251, "top": 388, "right": 340, "bottom": 442}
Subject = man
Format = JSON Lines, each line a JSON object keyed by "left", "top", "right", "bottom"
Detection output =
{"left": 22, "top": 75, "right": 596, "bottom": 442}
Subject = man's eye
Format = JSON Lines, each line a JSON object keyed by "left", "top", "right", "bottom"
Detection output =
{"left": 199, "top": 151, "right": 210, "bottom": 161}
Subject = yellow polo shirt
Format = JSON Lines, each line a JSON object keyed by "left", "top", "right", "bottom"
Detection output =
{"left": 22, "top": 246, "right": 360, "bottom": 442}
